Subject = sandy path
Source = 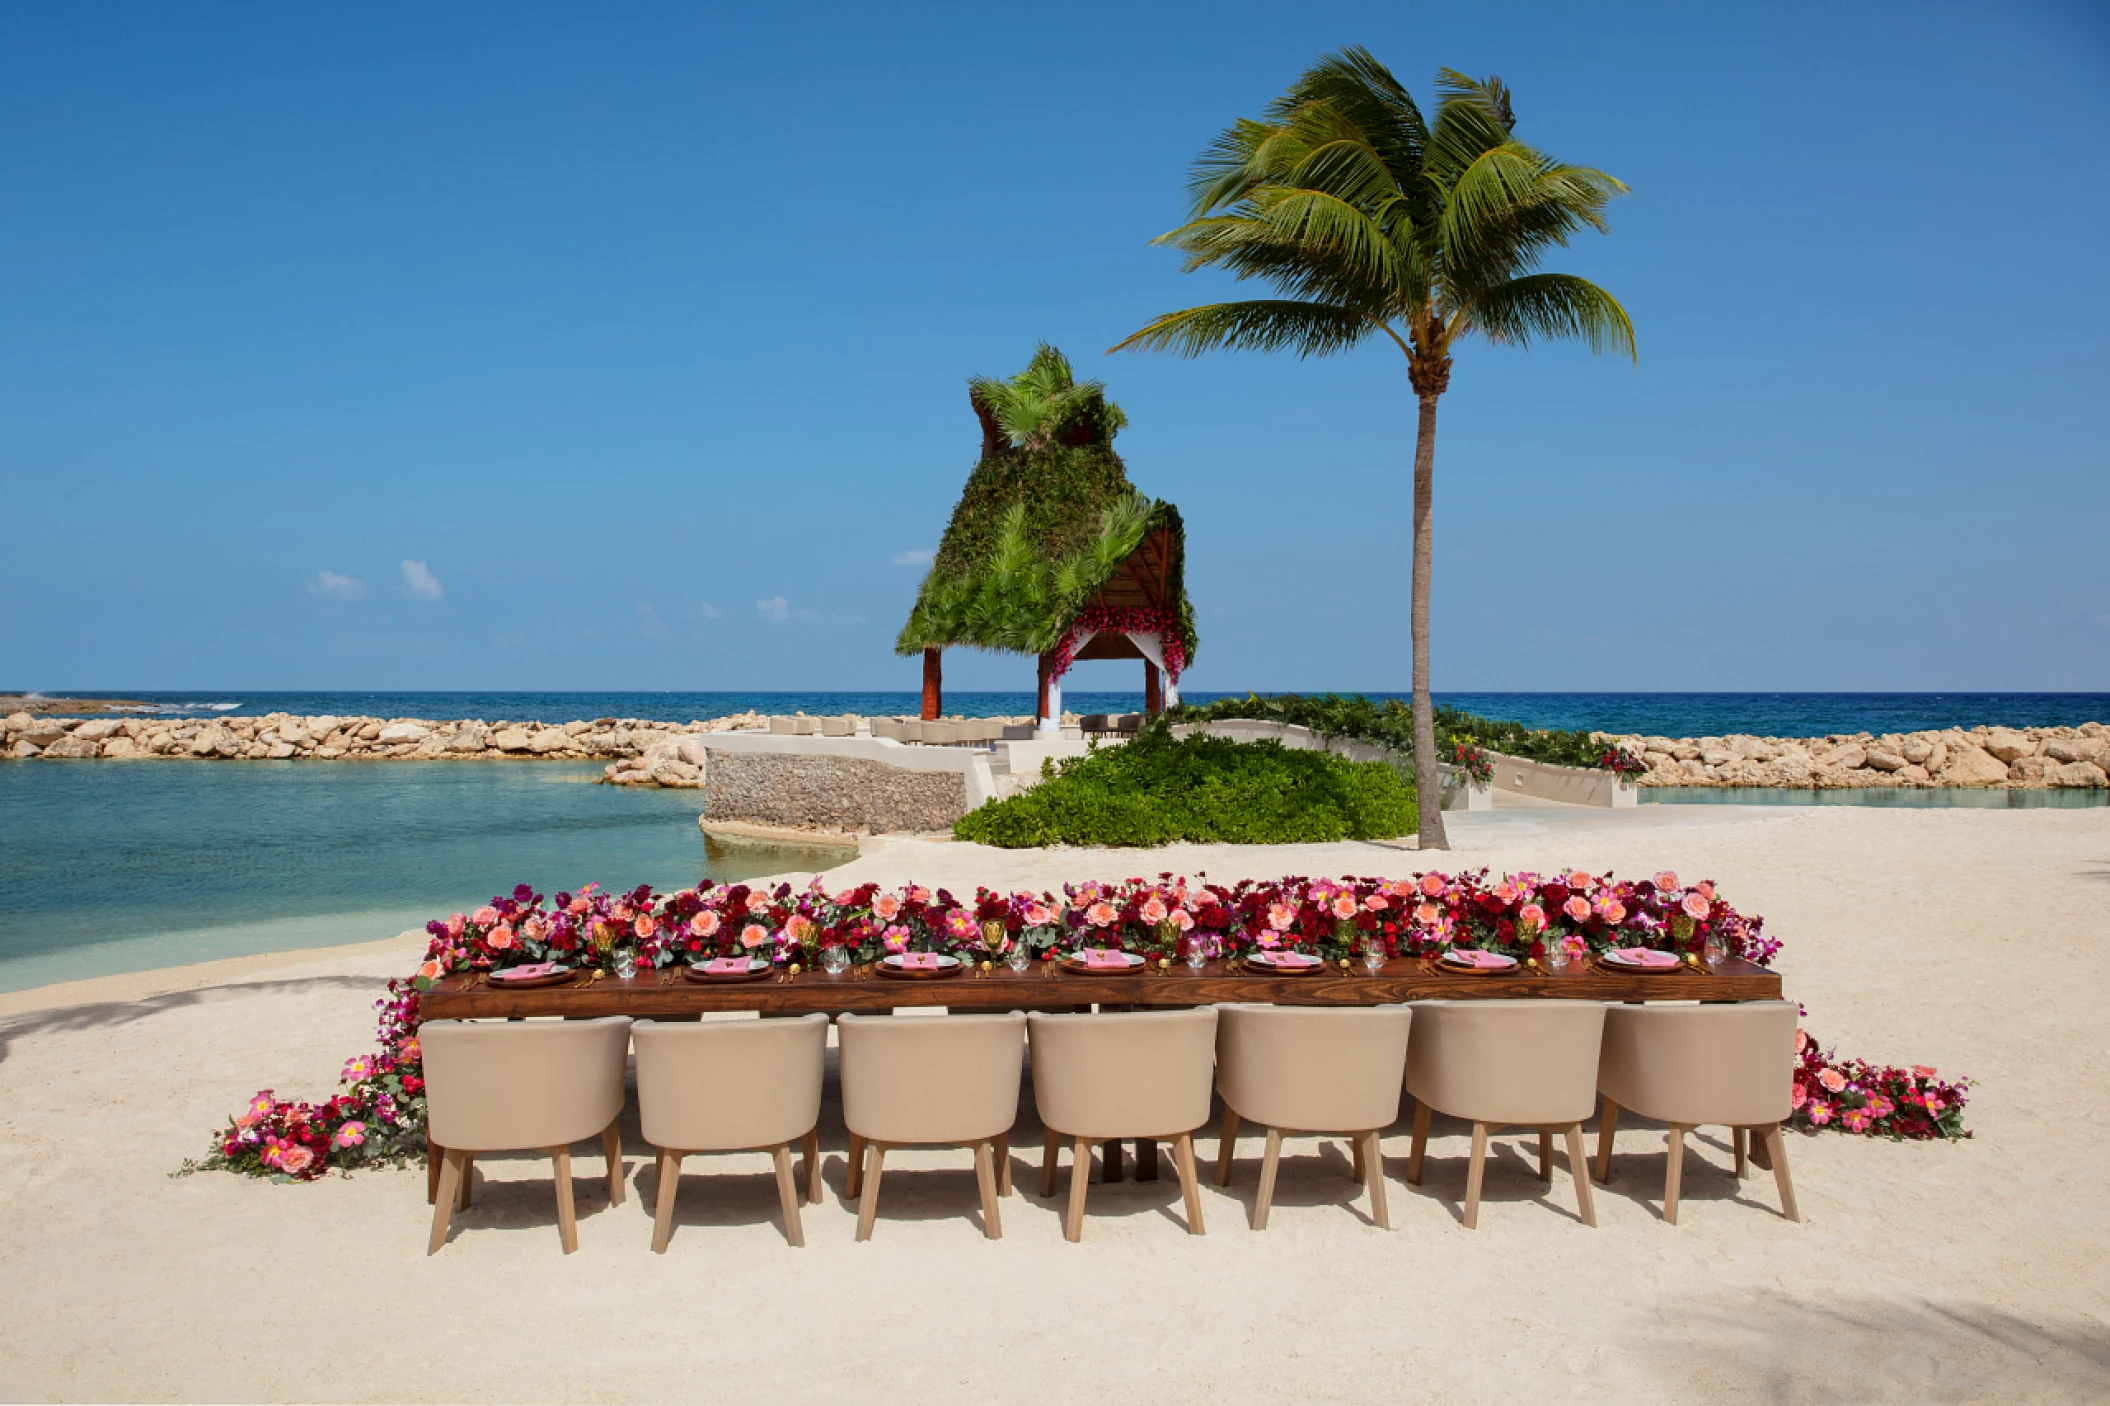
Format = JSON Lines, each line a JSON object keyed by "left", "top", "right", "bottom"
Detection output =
{"left": 1, "top": 806, "right": 2106, "bottom": 1402}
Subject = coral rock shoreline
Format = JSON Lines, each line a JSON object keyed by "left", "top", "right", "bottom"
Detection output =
{"left": 1604, "top": 722, "right": 2110, "bottom": 790}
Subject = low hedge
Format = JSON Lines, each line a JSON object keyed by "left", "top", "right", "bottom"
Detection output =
{"left": 954, "top": 724, "right": 1416, "bottom": 848}
{"left": 1167, "top": 692, "right": 1639, "bottom": 773}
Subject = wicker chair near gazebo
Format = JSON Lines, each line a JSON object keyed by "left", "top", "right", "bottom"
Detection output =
{"left": 895, "top": 345, "right": 1199, "bottom": 736}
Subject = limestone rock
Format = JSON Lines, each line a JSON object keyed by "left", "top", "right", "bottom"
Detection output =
{"left": 528, "top": 730, "right": 572, "bottom": 754}
{"left": 11, "top": 740, "right": 41, "bottom": 758}
{"left": 74, "top": 719, "right": 121, "bottom": 741}
{"left": 268, "top": 741, "right": 297, "bottom": 759}
{"left": 2051, "top": 761, "right": 2109, "bottom": 788}
{"left": 491, "top": 728, "right": 534, "bottom": 753}
{"left": 1900, "top": 736, "right": 1934, "bottom": 764}
{"left": 1817, "top": 744, "right": 1866, "bottom": 771}
{"left": 23, "top": 722, "right": 69, "bottom": 746}
{"left": 1701, "top": 746, "right": 1737, "bottom": 768}
{"left": 1939, "top": 744, "right": 2010, "bottom": 787}
{"left": 2008, "top": 756, "right": 2052, "bottom": 785}
{"left": 2042, "top": 737, "right": 2100, "bottom": 765}
{"left": 41, "top": 734, "right": 100, "bottom": 758}
{"left": 564, "top": 720, "right": 592, "bottom": 737}
{"left": 1897, "top": 763, "right": 1930, "bottom": 784}
{"left": 376, "top": 722, "right": 430, "bottom": 745}
{"left": 1864, "top": 748, "right": 1907, "bottom": 772}
{"left": 1984, "top": 730, "right": 2036, "bottom": 763}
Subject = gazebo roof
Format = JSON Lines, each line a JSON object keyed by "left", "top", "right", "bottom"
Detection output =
{"left": 894, "top": 347, "right": 1198, "bottom": 664}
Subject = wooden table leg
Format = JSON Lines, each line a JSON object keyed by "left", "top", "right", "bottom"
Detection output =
{"left": 1103, "top": 1138, "right": 1125, "bottom": 1183}
{"left": 1136, "top": 1137, "right": 1159, "bottom": 1182}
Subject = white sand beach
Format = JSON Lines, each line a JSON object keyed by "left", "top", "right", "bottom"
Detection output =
{"left": 2, "top": 804, "right": 2107, "bottom": 1403}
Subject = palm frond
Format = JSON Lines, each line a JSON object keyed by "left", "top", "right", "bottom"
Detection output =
{"left": 1463, "top": 273, "right": 1636, "bottom": 359}
{"left": 1109, "top": 300, "right": 1381, "bottom": 359}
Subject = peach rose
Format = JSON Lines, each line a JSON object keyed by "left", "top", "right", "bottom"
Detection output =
{"left": 1267, "top": 903, "right": 1295, "bottom": 933}
{"left": 521, "top": 915, "right": 548, "bottom": 942}
{"left": 1518, "top": 904, "right": 1546, "bottom": 932}
{"left": 446, "top": 913, "right": 467, "bottom": 938}
{"left": 417, "top": 959, "right": 444, "bottom": 982}
{"left": 1563, "top": 897, "right": 1591, "bottom": 923}
{"left": 1418, "top": 874, "right": 1445, "bottom": 898}
{"left": 689, "top": 911, "right": 721, "bottom": 938}
{"left": 473, "top": 906, "right": 500, "bottom": 927}
{"left": 1024, "top": 902, "right": 1054, "bottom": 927}
{"left": 873, "top": 894, "right": 903, "bottom": 921}
{"left": 787, "top": 914, "right": 816, "bottom": 943}
{"left": 633, "top": 915, "right": 657, "bottom": 939}
{"left": 1492, "top": 881, "right": 1519, "bottom": 904}
{"left": 739, "top": 923, "right": 768, "bottom": 950}
{"left": 907, "top": 886, "right": 931, "bottom": 904}
{"left": 1652, "top": 871, "right": 1679, "bottom": 892}
{"left": 1818, "top": 1069, "right": 1847, "bottom": 1093}
{"left": 278, "top": 1145, "right": 315, "bottom": 1175}
{"left": 1599, "top": 900, "right": 1627, "bottom": 926}
{"left": 1681, "top": 892, "right": 1711, "bottom": 922}
{"left": 1172, "top": 909, "right": 1194, "bottom": 931}
{"left": 1331, "top": 894, "right": 1358, "bottom": 921}
{"left": 1140, "top": 896, "right": 1169, "bottom": 926}
{"left": 1696, "top": 881, "right": 1715, "bottom": 900}
{"left": 1566, "top": 871, "right": 1593, "bottom": 891}
{"left": 1364, "top": 894, "right": 1389, "bottom": 912}
{"left": 486, "top": 924, "right": 515, "bottom": 951}
{"left": 1414, "top": 902, "right": 1441, "bottom": 926}
{"left": 1086, "top": 902, "right": 1118, "bottom": 928}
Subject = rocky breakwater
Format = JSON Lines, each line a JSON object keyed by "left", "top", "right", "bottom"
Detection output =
{"left": 0, "top": 710, "right": 770, "bottom": 789}
{"left": 1606, "top": 722, "right": 2110, "bottom": 790}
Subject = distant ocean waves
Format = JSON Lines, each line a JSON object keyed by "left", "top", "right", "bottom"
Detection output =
{"left": 32, "top": 690, "right": 2110, "bottom": 739}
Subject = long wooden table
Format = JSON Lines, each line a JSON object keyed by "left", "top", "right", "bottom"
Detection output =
{"left": 417, "top": 956, "right": 1779, "bottom": 1185}
{"left": 415, "top": 955, "right": 1781, "bottom": 1022}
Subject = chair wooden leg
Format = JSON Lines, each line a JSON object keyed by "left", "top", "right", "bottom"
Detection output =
{"left": 1563, "top": 1123, "right": 1596, "bottom": 1227}
{"left": 1215, "top": 1107, "right": 1240, "bottom": 1186}
{"left": 552, "top": 1147, "right": 579, "bottom": 1254}
{"left": 772, "top": 1143, "right": 805, "bottom": 1248}
{"left": 1064, "top": 1138, "right": 1094, "bottom": 1243}
{"left": 426, "top": 1141, "right": 442, "bottom": 1205}
{"left": 456, "top": 1152, "right": 475, "bottom": 1211}
{"left": 803, "top": 1127, "right": 822, "bottom": 1204}
{"left": 650, "top": 1150, "right": 682, "bottom": 1253}
{"left": 995, "top": 1131, "right": 1011, "bottom": 1196}
{"left": 1663, "top": 1125, "right": 1687, "bottom": 1226}
{"left": 1254, "top": 1127, "right": 1283, "bottom": 1231}
{"left": 603, "top": 1119, "right": 625, "bottom": 1207}
{"left": 1040, "top": 1126, "right": 1061, "bottom": 1197}
{"left": 1733, "top": 1126, "right": 1749, "bottom": 1179}
{"left": 427, "top": 1148, "right": 464, "bottom": 1254}
{"left": 1537, "top": 1128, "right": 1555, "bottom": 1182}
{"left": 1173, "top": 1131, "right": 1205, "bottom": 1235}
{"left": 973, "top": 1139, "right": 1002, "bottom": 1240}
{"left": 1594, "top": 1098, "right": 1620, "bottom": 1184}
{"left": 1463, "top": 1122, "right": 1489, "bottom": 1230}
{"left": 1407, "top": 1102, "right": 1432, "bottom": 1185}
{"left": 854, "top": 1142, "right": 886, "bottom": 1242}
{"left": 1761, "top": 1124, "right": 1800, "bottom": 1222}
{"left": 846, "top": 1132, "right": 866, "bottom": 1199}
{"left": 1363, "top": 1130, "right": 1390, "bottom": 1231}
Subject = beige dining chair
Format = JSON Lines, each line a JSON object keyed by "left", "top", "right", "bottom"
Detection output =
{"left": 1403, "top": 1000, "right": 1604, "bottom": 1230}
{"left": 633, "top": 1013, "right": 828, "bottom": 1251}
{"left": 1214, "top": 1004, "right": 1413, "bottom": 1230}
{"left": 837, "top": 1012, "right": 1024, "bottom": 1241}
{"left": 1593, "top": 1000, "right": 1800, "bottom": 1224}
{"left": 1028, "top": 1008, "right": 1216, "bottom": 1241}
{"left": 421, "top": 1016, "right": 632, "bottom": 1254}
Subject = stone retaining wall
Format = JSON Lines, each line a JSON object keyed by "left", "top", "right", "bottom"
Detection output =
{"left": 702, "top": 750, "right": 969, "bottom": 836}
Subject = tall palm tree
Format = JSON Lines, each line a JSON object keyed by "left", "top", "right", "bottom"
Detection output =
{"left": 1111, "top": 49, "right": 1634, "bottom": 849}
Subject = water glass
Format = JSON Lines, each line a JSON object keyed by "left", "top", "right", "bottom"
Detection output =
{"left": 1545, "top": 942, "right": 1569, "bottom": 972}
{"left": 1703, "top": 933, "right": 1730, "bottom": 966}
{"left": 1007, "top": 941, "right": 1032, "bottom": 972}
{"left": 1362, "top": 945, "right": 1386, "bottom": 974}
{"left": 822, "top": 945, "right": 851, "bottom": 975}
{"left": 613, "top": 947, "right": 638, "bottom": 980}
{"left": 1184, "top": 940, "right": 1208, "bottom": 970}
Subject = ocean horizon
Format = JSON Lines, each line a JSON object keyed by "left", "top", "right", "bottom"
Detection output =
{"left": 18, "top": 690, "right": 2110, "bottom": 739}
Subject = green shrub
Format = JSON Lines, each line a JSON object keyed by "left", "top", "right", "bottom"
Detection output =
{"left": 1166, "top": 692, "right": 1636, "bottom": 772}
{"left": 954, "top": 724, "right": 1417, "bottom": 848}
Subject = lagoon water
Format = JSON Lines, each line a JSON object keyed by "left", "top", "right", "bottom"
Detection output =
{"left": 0, "top": 761, "right": 846, "bottom": 994}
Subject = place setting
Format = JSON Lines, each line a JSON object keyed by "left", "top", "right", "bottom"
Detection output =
{"left": 683, "top": 955, "right": 775, "bottom": 984}
{"left": 1058, "top": 947, "right": 1148, "bottom": 976}
{"left": 874, "top": 952, "right": 966, "bottom": 981}
{"left": 484, "top": 961, "right": 577, "bottom": 990}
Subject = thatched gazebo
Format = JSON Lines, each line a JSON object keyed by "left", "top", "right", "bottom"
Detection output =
{"left": 895, "top": 345, "right": 1198, "bottom": 734}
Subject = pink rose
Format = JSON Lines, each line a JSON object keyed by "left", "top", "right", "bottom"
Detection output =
{"left": 1911, "top": 1064, "right": 1936, "bottom": 1079}
{"left": 1696, "top": 881, "right": 1715, "bottom": 900}
{"left": 1791, "top": 1082, "right": 1809, "bottom": 1110}
{"left": 486, "top": 924, "right": 515, "bottom": 951}
{"left": 1364, "top": 894, "right": 1389, "bottom": 912}
{"left": 1024, "top": 903, "right": 1054, "bottom": 927}
{"left": 1492, "top": 881, "right": 1518, "bottom": 905}
{"left": 1267, "top": 903, "right": 1295, "bottom": 933}
{"left": 1140, "top": 896, "right": 1169, "bottom": 926}
{"left": 1086, "top": 902, "right": 1118, "bottom": 928}
{"left": 1518, "top": 904, "right": 1546, "bottom": 932}
{"left": 873, "top": 894, "right": 903, "bottom": 921}
{"left": 633, "top": 915, "right": 657, "bottom": 939}
{"left": 1652, "top": 871, "right": 1679, "bottom": 892}
{"left": 739, "top": 923, "right": 768, "bottom": 950}
{"left": 1681, "top": 892, "right": 1711, "bottom": 922}
{"left": 521, "top": 915, "right": 548, "bottom": 942}
{"left": 1563, "top": 897, "right": 1591, "bottom": 923}
{"left": 1565, "top": 871, "right": 1593, "bottom": 891}
{"left": 446, "top": 913, "right": 467, "bottom": 938}
{"left": 1331, "top": 894, "right": 1358, "bottom": 921}
{"left": 278, "top": 1145, "right": 315, "bottom": 1175}
{"left": 473, "top": 906, "right": 500, "bottom": 927}
{"left": 1171, "top": 909, "right": 1194, "bottom": 931}
{"left": 787, "top": 914, "right": 816, "bottom": 943}
{"left": 1818, "top": 1068, "right": 1847, "bottom": 1093}
{"left": 1599, "top": 900, "right": 1627, "bottom": 926}
{"left": 689, "top": 911, "right": 720, "bottom": 938}
{"left": 907, "top": 886, "right": 931, "bottom": 904}
{"left": 1796, "top": 1029, "right": 1809, "bottom": 1054}
{"left": 1419, "top": 874, "right": 1445, "bottom": 898}
{"left": 1414, "top": 902, "right": 1441, "bottom": 926}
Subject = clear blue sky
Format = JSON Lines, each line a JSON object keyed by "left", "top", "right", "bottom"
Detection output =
{"left": 3, "top": 1, "right": 2105, "bottom": 695}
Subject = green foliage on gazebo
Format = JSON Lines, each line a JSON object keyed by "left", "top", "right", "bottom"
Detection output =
{"left": 895, "top": 344, "right": 1198, "bottom": 663}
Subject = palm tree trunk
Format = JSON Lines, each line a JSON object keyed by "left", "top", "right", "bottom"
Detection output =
{"left": 1410, "top": 392, "right": 1448, "bottom": 850}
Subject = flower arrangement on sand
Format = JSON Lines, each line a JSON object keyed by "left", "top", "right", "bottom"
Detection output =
{"left": 188, "top": 868, "right": 1965, "bottom": 1182}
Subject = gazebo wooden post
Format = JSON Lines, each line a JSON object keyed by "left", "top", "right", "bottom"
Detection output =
{"left": 1143, "top": 661, "right": 1163, "bottom": 716}
{"left": 1036, "top": 651, "right": 1053, "bottom": 726}
{"left": 921, "top": 647, "right": 943, "bottom": 721}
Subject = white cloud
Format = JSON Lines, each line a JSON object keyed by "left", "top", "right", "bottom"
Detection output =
{"left": 892, "top": 548, "right": 935, "bottom": 567}
{"left": 399, "top": 560, "right": 444, "bottom": 601}
{"left": 756, "top": 595, "right": 790, "bottom": 623}
{"left": 698, "top": 602, "right": 725, "bottom": 619}
{"left": 310, "top": 570, "right": 367, "bottom": 601}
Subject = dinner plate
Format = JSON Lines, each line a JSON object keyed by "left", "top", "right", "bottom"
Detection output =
{"left": 876, "top": 953, "right": 965, "bottom": 980}
{"left": 487, "top": 964, "right": 577, "bottom": 988}
{"left": 1059, "top": 951, "right": 1146, "bottom": 975}
{"left": 1600, "top": 949, "right": 1682, "bottom": 971}
{"left": 683, "top": 957, "right": 774, "bottom": 983}
{"left": 1244, "top": 952, "right": 1326, "bottom": 974}
{"left": 1438, "top": 951, "right": 1519, "bottom": 974}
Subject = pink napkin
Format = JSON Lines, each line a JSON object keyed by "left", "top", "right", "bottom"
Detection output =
{"left": 494, "top": 963, "right": 554, "bottom": 981}
{"left": 705, "top": 957, "right": 750, "bottom": 975}
{"left": 1084, "top": 949, "right": 1130, "bottom": 969}
{"left": 1610, "top": 948, "right": 1678, "bottom": 967}
{"left": 1443, "top": 950, "right": 1513, "bottom": 969}
{"left": 1266, "top": 952, "right": 1318, "bottom": 969}
{"left": 901, "top": 952, "right": 943, "bottom": 970}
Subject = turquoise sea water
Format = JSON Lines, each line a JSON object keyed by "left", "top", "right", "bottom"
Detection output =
{"left": 0, "top": 761, "right": 846, "bottom": 994}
